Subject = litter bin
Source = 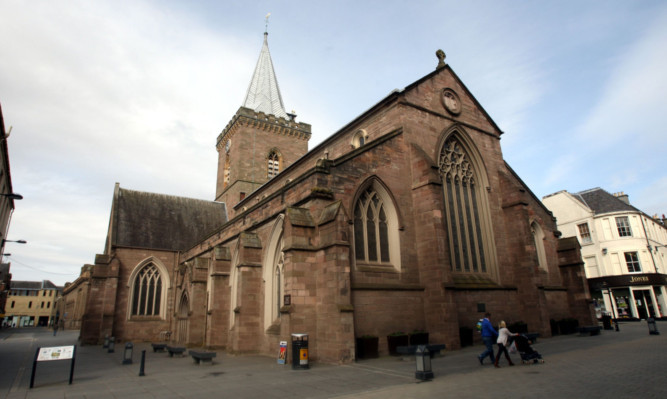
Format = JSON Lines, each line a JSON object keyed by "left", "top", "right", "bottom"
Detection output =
{"left": 601, "top": 314, "right": 612, "bottom": 330}
{"left": 291, "top": 333, "right": 309, "bottom": 370}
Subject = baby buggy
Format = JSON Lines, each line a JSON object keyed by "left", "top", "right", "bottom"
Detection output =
{"left": 513, "top": 334, "right": 544, "bottom": 364}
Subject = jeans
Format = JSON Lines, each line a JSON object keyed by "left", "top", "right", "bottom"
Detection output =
{"left": 479, "top": 336, "right": 496, "bottom": 363}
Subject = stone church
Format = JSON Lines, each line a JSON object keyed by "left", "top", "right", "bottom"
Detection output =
{"left": 74, "top": 32, "right": 595, "bottom": 363}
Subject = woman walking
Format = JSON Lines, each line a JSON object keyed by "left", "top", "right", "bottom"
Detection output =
{"left": 494, "top": 321, "right": 517, "bottom": 368}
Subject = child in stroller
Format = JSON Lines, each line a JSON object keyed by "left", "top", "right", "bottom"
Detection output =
{"left": 512, "top": 334, "right": 544, "bottom": 364}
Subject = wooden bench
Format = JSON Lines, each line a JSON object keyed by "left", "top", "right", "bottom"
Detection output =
{"left": 189, "top": 350, "right": 217, "bottom": 365}
{"left": 151, "top": 343, "right": 167, "bottom": 352}
{"left": 578, "top": 326, "right": 602, "bottom": 336}
{"left": 396, "top": 344, "right": 446, "bottom": 358}
{"left": 166, "top": 346, "right": 186, "bottom": 357}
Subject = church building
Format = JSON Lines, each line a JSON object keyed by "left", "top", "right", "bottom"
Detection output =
{"left": 76, "top": 32, "right": 596, "bottom": 363}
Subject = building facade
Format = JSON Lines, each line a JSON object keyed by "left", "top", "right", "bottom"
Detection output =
{"left": 0, "top": 102, "right": 21, "bottom": 319}
{"left": 543, "top": 188, "right": 667, "bottom": 319}
{"left": 73, "top": 34, "right": 596, "bottom": 363}
{"left": 3, "top": 280, "right": 61, "bottom": 327}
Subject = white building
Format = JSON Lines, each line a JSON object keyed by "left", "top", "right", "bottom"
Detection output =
{"left": 543, "top": 188, "right": 667, "bottom": 320}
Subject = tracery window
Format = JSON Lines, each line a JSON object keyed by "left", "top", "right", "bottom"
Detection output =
{"left": 353, "top": 181, "right": 400, "bottom": 269}
{"left": 131, "top": 263, "right": 162, "bottom": 316}
{"left": 268, "top": 151, "right": 280, "bottom": 179}
{"left": 438, "top": 134, "right": 492, "bottom": 273}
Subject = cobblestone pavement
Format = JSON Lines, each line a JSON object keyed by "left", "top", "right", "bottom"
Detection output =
{"left": 1, "top": 321, "right": 665, "bottom": 398}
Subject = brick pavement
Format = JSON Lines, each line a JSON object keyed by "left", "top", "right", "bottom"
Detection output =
{"left": 1, "top": 321, "right": 665, "bottom": 398}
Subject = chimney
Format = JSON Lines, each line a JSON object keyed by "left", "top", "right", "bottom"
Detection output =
{"left": 613, "top": 191, "right": 630, "bottom": 205}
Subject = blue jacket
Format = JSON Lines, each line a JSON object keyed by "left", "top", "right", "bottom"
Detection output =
{"left": 481, "top": 318, "right": 498, "bottom": 337}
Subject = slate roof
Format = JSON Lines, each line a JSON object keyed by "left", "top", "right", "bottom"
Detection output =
{"left": 110, "top": 186, "right": 228, "bottom": 251}
{"left": 242, "top": 32, "right": 289, "bottom": 119}
{"left": 572, "top": 188, "right": 639, "bottom": 215}
{"left": 10, "top": 280, "right": 57, "bottom": 290}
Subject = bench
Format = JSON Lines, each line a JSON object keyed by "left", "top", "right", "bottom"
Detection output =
{"left": 151, "top": 343, "right": 167, "bottom": 352}
{"left": 189, "top": 350, "right": 217, "bottom": 365}
{"left": 578, "top": 326, "right": 602, "bottom": 336}
{"left": 166, "top": 346, "right": 186, "bottom": 357}
{"left": 396, "top": 344, "right": 446, "bottom": 358}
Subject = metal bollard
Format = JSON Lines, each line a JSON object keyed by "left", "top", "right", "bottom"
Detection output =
{"left": 139, "top": 350, "right": 146, "bottom": 376}
{"left": 647, "top": 318, "right": 660, "bottom": 335}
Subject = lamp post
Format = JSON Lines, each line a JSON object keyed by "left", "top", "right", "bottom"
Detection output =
{"left": 415, "top": 345, "right": 434, "bottom": 381}
{"left": 0, "top": 193, "right": 23, "bottom": 200}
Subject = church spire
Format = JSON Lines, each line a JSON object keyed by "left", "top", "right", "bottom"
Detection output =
{"left": 242, "top": 23, "right": 288, "bottom": 119}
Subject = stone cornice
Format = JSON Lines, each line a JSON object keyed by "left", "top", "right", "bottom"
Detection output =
{"left": 216, "top": 107, "right": 312, "bottom": 149}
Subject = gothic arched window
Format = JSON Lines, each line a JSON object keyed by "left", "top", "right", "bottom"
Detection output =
{"left": 353, "top": 180, "right": 400, "bottom": 270}
{"left": 531, "top": 221, "right": 547, "bottom": 270}
{"left": 267, "top": 151, "right": 280, "bottom": 179}
{"left": 438, "top": 133, "right": 495, "bottom": 274}
{"left": 130, "top": 263, "right": 163, "bottom": 316}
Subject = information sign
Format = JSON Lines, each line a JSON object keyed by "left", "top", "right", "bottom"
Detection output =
{"left": 30, "top": 345, "right": 77, "bottom": 388}
{"left": 37, "top": 346, "right": 75, "bottom": 362}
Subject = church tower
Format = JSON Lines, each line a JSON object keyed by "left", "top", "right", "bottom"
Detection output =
{"left": 215, "top": 31, "right": 311, "bottom": 213}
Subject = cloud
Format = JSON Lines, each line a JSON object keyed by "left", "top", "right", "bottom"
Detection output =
{"left": 0, "top": 0, "right": 256, "bottom": 283}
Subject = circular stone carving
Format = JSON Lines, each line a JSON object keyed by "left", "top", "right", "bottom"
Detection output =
{"left": 441, "top": 88, "right": 461, "bottom": 115}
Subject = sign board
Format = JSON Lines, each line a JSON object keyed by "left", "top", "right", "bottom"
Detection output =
{"left": 277, "top": 341, "right": 287, "bottom": 364}
{"left": 37, "top": 346, "right": 75, "bottom": 362}
{"left": 30, "top": 345, "right": 77, "bottom": 388}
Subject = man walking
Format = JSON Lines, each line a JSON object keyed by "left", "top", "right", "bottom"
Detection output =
{"left": 477, "top": 312, "right": 498, "bottom": 365}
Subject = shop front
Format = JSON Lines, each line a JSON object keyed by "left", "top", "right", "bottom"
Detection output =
{"left": 589, "top": 274, "right": 667, "bottom": 320}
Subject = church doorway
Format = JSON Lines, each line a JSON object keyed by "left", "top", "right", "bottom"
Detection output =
{"left": 176, "top": 294, "right": 189, "bottom": 344}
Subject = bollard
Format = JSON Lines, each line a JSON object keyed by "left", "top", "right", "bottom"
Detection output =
{"left": 103, "top": 334, "right": 109, "bottom": 349}
{"left": 647, "top": 318, "right": 660, "bottom": 335}
{"left": 139, "top": 350, "right": 146, "bottom": 376}
{"left": 122, "top": 342, "right": 134, "bottom": 364}
{"left": 108, "top": 337, "right": 115, "bottom": 353}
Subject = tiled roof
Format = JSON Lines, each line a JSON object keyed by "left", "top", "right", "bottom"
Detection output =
{"left": 111, "top": 186, "right": 228, "bottom": 251}
{"left": 10, "top": 280, "right": 57, "bottom": 289}
{"left": 242, "top": 33, "right": 288, "bottom": 119}
{"left": 572, "top": 188, "right": 638, "bottom": 215}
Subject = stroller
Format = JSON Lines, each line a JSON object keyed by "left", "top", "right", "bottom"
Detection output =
{"left": 512, "top": 334, "right": 544, "bottom": 364}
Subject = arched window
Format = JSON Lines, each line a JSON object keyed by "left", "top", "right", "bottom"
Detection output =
{"left": 267, "top": 150, "right": 280, "bottom": 179}
{"left": 531, "top": 221, "right": 547, "bottom": 270}
{"left": 131, "top": 263, "right": 162, "bottom": 316}
{"left": 438, "top": 132, "right": 495, "bottom": 274}
{"left": 127, "top": 258, "right": 169, "bottom": 319}
{"left": 353, "top": 180, "right": 400, "bottom": 270}
{"left": 351, "top": 129, "right": 369, "bottom": 149}
{"left": 263, "top": 216, "right": 285, "bottom": 329}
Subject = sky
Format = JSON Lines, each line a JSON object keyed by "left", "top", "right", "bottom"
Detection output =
{"left": 1, "top": 0, "right": 666, "bottom": 285}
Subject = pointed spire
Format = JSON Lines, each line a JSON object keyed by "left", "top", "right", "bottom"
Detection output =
{"left": 242, "top": 30, "right": 289, "bottom": 119}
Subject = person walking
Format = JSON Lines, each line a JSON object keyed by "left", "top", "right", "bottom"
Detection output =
{"left": 494, "top": 320, "right": 517, "bottom": 367}
{"left": 477, "top": 313, "right": 498, "bottom": 365}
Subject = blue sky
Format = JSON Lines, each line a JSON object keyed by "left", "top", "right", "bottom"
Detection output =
{"left": 1, "top": 0, "right": 666, "bottom": 284}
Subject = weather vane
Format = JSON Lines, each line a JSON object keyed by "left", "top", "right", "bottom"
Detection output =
{"left": 265, "top": 13, "right": 271, "bottom": 34}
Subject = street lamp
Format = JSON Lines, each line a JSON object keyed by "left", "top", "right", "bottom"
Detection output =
{"left": 0, "top": 193, "right": 23, "bottom": 200}
{"left": 2, "top": 239, "right": 26, "bottom": 244}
